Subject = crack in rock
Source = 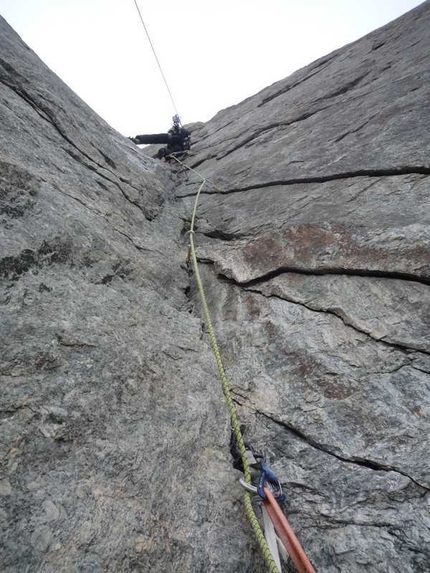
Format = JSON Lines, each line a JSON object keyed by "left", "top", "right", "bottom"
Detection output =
{"left": 257, "top": 54, "right": 336, "bottom": 107}
{"left": 221, "top": 259, "right": 430, "bottom": 290}
{"left": 178, "top": 168, "right": 430, "bottom": 199}
{"left": 0, "top": 59, "right": 157, "bottom": 220}
{"left": 227, "top": 167, "right": 430, "bottom": 194}
{"left": 256, "top": 410, "right": 430, "bottom": 492}
{"left": 244, "top": 285, "right": 430, "bottom": 357}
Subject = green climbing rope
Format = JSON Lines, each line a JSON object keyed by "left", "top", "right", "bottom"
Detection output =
{"left": 185, "top": 173, "right": 280, "bottom": 573}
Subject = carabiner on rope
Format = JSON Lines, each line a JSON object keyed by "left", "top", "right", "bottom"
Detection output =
{"left": 239, "top": 454, "right": 286, "bottom": 503}
{"left": 257, "top": 459, "right": 286, "bottom": 502}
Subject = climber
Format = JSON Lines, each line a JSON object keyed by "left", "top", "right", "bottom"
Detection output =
{"left": 130, "top": 115, "right": 191, "bottom": 160}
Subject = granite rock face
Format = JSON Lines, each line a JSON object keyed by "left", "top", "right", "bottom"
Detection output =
{"left": 1, "top": 3, "right": 430, "bottom": 572}
{"left": 0, "top": 16, "right": 253, "bottom": 573}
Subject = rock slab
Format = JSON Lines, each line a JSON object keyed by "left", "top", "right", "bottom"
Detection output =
{"left": 1, "top": 3, "right": 430, "bottom": 572}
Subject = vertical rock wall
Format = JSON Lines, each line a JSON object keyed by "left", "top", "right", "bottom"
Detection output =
{"left": 0, "top": 15, "right": 255, "bottom": 573}
{"left": 177, "top": 2, "right": 430, "bottom": 571}
{"left": 1, "top": 3, "right": 430, "bottom": 572}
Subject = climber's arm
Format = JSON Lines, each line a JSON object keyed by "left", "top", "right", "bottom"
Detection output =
{"left": 132, "top": 133, "right": 171, "bottom": 145}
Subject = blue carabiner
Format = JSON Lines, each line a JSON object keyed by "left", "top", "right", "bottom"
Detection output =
{"left": 257, "top": 459, "right": 286, "bottom": 502}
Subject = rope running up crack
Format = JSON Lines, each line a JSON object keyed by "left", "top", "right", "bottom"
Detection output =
{"left": 171, "top": 154, "right": 280, "bottom": 573}
{"left": 129, "top": 2, "right": 283, "bottom": 566}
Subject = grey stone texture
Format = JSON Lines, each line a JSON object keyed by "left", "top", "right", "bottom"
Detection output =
{"left": 1, "top": 2, "right": 430, "bottom": 572}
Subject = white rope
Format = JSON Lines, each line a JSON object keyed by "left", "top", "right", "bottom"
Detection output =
{"left": 132, "top": 0, "right": 180, "bottom": 117}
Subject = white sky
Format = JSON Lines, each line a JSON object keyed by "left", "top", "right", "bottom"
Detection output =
{"left": 1, "top": 0, "right": 424, "bottom": 136}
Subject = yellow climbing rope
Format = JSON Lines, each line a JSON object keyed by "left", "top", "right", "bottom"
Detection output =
{"left": 171, "top": 155, "right": 280, "bottom": 573}
{"left": 129, "top": 2, "right": 281, "bottom": 565}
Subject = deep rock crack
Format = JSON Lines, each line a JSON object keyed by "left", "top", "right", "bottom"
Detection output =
{"left": 257, "top": 410, "right": 430, "bottom": 491}
{"left": 178, "top": 168, "right": 430, "bottom": 199}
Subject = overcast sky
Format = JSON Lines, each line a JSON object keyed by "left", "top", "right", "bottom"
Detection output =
{"left": 1, "top": 1, "right": 423, "bottom": 136}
